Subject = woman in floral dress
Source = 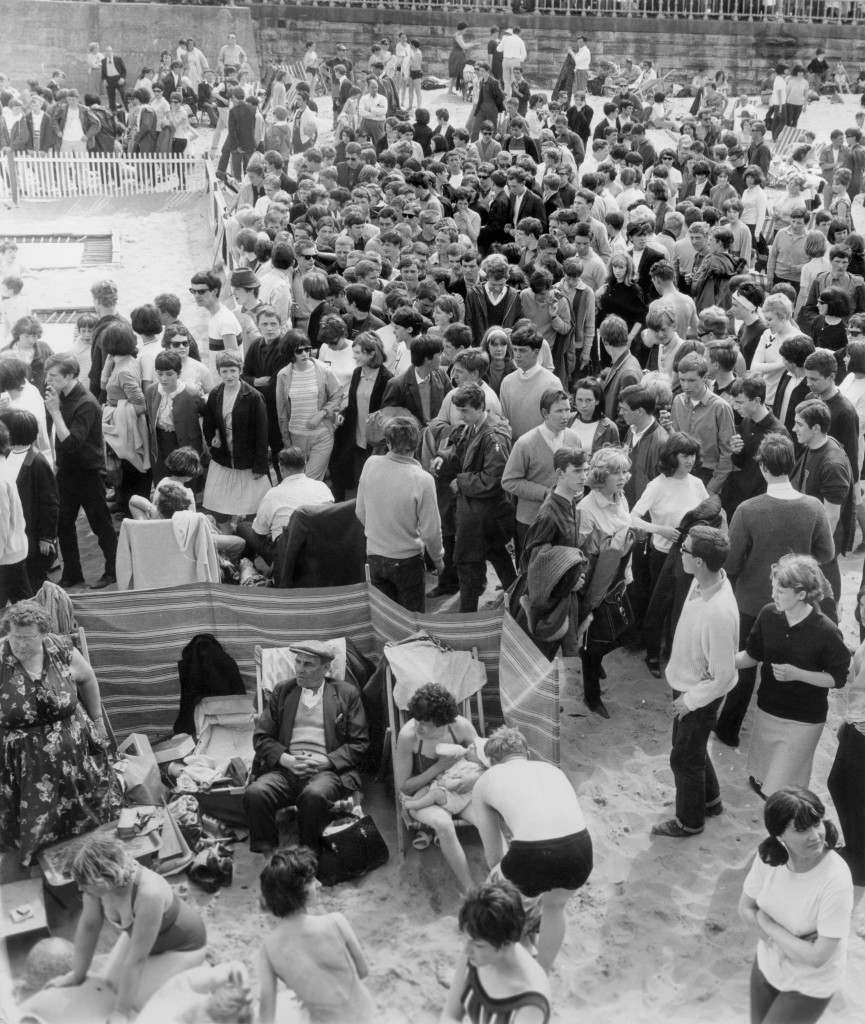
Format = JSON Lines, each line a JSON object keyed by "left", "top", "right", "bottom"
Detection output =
{"left": 0, "top": 601, "right": 120, "bottom": 867}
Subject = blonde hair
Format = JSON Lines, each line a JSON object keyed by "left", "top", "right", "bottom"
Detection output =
{"left": 485, "top": 726, "right": 529, "bottom": 764}
{"left": 771, "top": 554, "right": 831, "bottom": 608}
{"left": 69, "top": 834, "right": 136, "bottom": 889}
{"left": 586, "top": 447, "right": 631, "bottom": 489}
{"left": 762, "top": 293, "right": 793, "bottom": 322}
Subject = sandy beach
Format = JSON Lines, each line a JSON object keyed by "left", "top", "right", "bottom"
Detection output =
{"left": 3, "top": 86, "right": 865, "bottom": 1023}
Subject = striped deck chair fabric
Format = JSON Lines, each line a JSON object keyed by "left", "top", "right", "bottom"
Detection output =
{"left": 499, "top": 613, "right": 561, "bottom": 766}
{"left": 773, "top": 126, "right": 808, "bottom": 161}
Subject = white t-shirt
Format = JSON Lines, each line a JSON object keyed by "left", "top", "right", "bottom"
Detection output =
{"left": 137, "top": 339, "right": 162, "bottom": 384}
{"left": 317, "top": 343, "right": 356, "bottom": 389}
{"left": 743, "top": 851, "right": 853, "bottom": 998}
{"left": 207, "top": 305, "right": 242, "bottom": 352}
{"left": 179, "top": 357, "right": 213, "bottom": 394}
{"left": 631, "top": 473, "right": 709, "bottom": 551}
{"left": 252, "top": 473, "right": 333, "bottom": 540}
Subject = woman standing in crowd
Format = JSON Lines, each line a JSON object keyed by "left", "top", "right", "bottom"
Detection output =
{"left": 46, "top": 834, "right": 206, "bottom": 1017}
{"left": 568, "top": 376, "right": 620, "bottom": 453}
{"left": 274, "top": 330, "right": 343, "bottom": 482}
{"left": 737, "top": 555, "right": 850, "bottom": 799}
{"left": 167, "top": 92, "right": 198, "bottom": 187}
{"left": 519, "top": 268, "right": 573, "bottom": 369}
{"left": 739, "top": 787, "right": 853, "bottom": 1024}
{"left": 750, "top": 293, "right": 799, "bottom": 406}
{"left": 829, "top": 169, "right": 853, "bottom": 231}
{"left": 395, "top": 682, "right": 482, "bottom": 892}
{"left": 0, "top": 354, "right": 52, "bottom": 465}
{"left": 594, "top": 253, "right": 646, "bottom": 353}
{"left": 3, "top": 315, "right": 52, "bottom": 395}
{"left": 481, "top": 327, "right": 516, "bottom": 396}
{"left": 329, "top": 332, "right": 391, "bottom": 502}
{"left": 0, "top": 601, "right": 120, "bottom": 866}
{"left": 448, "top": 23, "right": 471, "bottom": 97}
{"left": 442, "top": 882, "right": 550, "bottom": 1024}
{"left": 741, "top": 166, "right": 769, "bottom": 259}
{"left": 315, "top": 314, "right": 357, "bottom": 389}
{"left": 86, "top": 42, "right": 103, "bottom": 99}
{"left": 202, "top": 350, "right": 269, "bottom": 522}
{"left": 810, "top": 288, "right": 851, "bottom": 354}
{"left": 0, "top": 421, "right": 30, "bottom": 605}
{"left": 102, "top": 322, "right": 151, "bottom": 517}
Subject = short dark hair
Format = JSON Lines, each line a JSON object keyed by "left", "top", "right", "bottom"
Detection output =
{"left": 803, "top": 349, "right": 838, "bottom": 380}
{"left": 730, "top": 374, "right": 766, "bottom": 403}
{"left": 406, "top": 682, "right": 458, "bottom": 726}
{"left": 685, "top": 524, "right": 729, "bottom": 571}
{"left": 659, "top": 431, "right": 701, "bottom": 476}
{"left": 391, "top": 307, "right": 426, "bottom": 336}
{"left": 573, "top": 376, "right": 605, "bottom": 421}
{"left": 190, "top": 270, "right": 221, "bottom": 292}
{"left": 778, "top": 334, "right": 814, "bottom": 367}
{"left": 102, "top": 322, "right": 138, "bottom": 357}
{"left": 452, "top": 382, "right": 486, "bottom": 410}
{"left": 540, "top": 388, "right": 569, "bottom": 415}
{"left": 458, "top": 882, "right": 525, "bottom": 950}
{"left": 164, "top": 447, "right": 201, "bottom": 478}
{"left": 759, "top": 787, "right": 839, "bottom": 867}
{"left": 510, "top": 322, "right": 543, "bottom": 351}
{"left": 757, "top": 432, "right": 795, "bottom": 476}
{"left": 599, "top": 314, "right": 629, "bottom": 350}
{"left": 410, "top": 336, "right": 443, "bottom": 366}
{"left": 154, "top": 350, "right": 182, "bottom": 374}
{"left": 619, "top": 384, "right": 656, "bottom": 415}
{"left": 260, "top": 845, "right": 318, "bottom": 916}
{"left": 384, "top": 416, "right": 419, "bottom": 455}
{"left": 278, "top": 446, "right": 306, "bottom": 473}
{"left": 817, "top": 287, "right": 851, "bottom": 319}
{"left": 553, "top": 446, "right": 588, "bottom": 472}
{"left": 795, "top": 398, "right": 831, "bottom": 433}
{"left": 345, "top": 283, "right": 373, "bottom": 313}
{"left": 707, "top": 341, "right": 737, "bottom": 373}
{"left": 0, "top": 408, "right": 38, "bottom": 446}
{"left": 153, "top": 292, "right": 181, "bottom": 318}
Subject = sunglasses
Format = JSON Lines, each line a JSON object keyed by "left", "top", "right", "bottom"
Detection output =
{"left": 168, "top": 340, "right": 189, "bottom": 348}
{"left": 681, "top": 545, "right": 694, "bottom": 556}
{"left": 294, "top": 346, "right": 312, "bottom": 353}
{"left": 189, "top": 287, "right": 209, "bottom": 295}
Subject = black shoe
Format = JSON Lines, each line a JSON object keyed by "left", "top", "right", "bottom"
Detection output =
{"left": 426, "top": 584, "right": 459, "bottom": 599}
{"left": 645, "top": 657, "right": 662, "bottom": 679}
{"left": 748, "top": 776, "right": 766, "bottom": 800}
{"left": 586, "top": 698, "right": 610, "bottom": 719}
{"left": 59, "top": 576, "right": 85, "bottom": 590}
{"left": 89, "top": 572, "right": 116, "bottom": 590}
{"left": 713, "top": 728, "right": 740, "bottom": 749}
{"left": 705, "top": 802, "right": 724, "bottom": 818}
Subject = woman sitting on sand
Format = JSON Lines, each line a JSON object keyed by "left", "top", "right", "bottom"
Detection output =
{"left": 394, "top": 682, "right": 483, "bottom": 892}
{"left": 258, "top": 846, "right": 374, "bottom": 1024}
{"left": 739, "top": 787, "right": 853, "bottom": 1024}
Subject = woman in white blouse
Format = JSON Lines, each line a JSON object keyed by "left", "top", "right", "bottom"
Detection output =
{"left": 741, "top": 165, "right": 769, "bottom": 253}
{"left": 751, "top": 293, "right": 799, "bottom": 406}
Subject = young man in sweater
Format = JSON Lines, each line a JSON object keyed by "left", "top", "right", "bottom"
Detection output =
{"left": 715, "top": 433, "right": 834, "bottom": 748}
{"left": 652, "top": 525, "right": 739, "bottom": 838}
{"left": 499, "top": 322, "right": 561, "bottom": 440}
{"left": 722, "top": 375, "right": 785, "bottom": 518}
{"left": 502, "top": 388, "right": 582, "bottom": 561}
{"left": 355, "top": 417, "right": 444, "bottom": 612}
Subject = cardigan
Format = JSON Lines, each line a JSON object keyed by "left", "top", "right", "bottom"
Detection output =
{"left": 274, "top": 359, "right": 344, "bottom": 448}
{"left": 202, "top": 381, "right": 269, "bottom": 476}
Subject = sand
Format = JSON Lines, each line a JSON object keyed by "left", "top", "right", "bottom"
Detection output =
{"left": 3, "top": 86, "right": 865, "bottom": 1024}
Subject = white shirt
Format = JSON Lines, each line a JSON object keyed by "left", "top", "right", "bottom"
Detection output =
{"left": 61, "top": 106, "right": 84, "bottom": 143}
{"left": 357, "top": 93, "right": 388, "bottom": 121}
{"left": 572, "top": 45, "right": 591, "bottom": 71}
{"left": 631, "top": 473, "right": 709, "bottom": 552}
{"left": 252, "top": 473, "right": 334, "bottom": 541}
{"left": 497, "top": 34, "right": 527, "bottom": 61}
{"left": 207, "top": 305, "right": 241, "bottom": 347}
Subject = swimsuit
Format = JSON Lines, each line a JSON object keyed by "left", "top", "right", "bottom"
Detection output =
{"left": 500, "top": 830, "right": 593, "bottom": 898}
{"left": 104, "top": 871, "right": 206, "bottom": 954}
{"left": 460, "top": 963, "right": 550, "bottom": 1024}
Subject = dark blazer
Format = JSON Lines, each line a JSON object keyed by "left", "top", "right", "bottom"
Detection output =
{"left": 11, "top": 113, "right": 60, "bottom": 152}
{"left": 472, "top": 77, "right": 505, "bottom": 125}
{"left": 602, "top": 351, "right": 643, "bottom": 425}
{"left": 335, "top": 160, "right": 362, "bottom": 190}
{"left": 566, "top": 103, "right": 594, "bottom": 146}
{"left": 772, "top": 372, "right": 810, "bottom": 437}
{"left": 144, "top": 382, "right": 206, "bottom": 471}
{"left": 509, "top": 188, "right": 547, "bottom": 229}
{"left": 502, "top": 135, "right": 540, "bottom": 162}
{"left": 15, "top": 449, "right": 58, "bottom": 558}
{"left": 633, "top": 247, "right": 666, "bottom": 305}
{"left": 160, "top": 72, "right": 183, "bottom": 98}
{"left": 252, "top": 677, "right": 369, "bottom": 790}
{"left": 332, "top": 364, "right": 392, "bottom": 456}
{"left": 101, "top": 56, "right": 127, "bottom": 81}
{"left": 203, "top": 381, "right": 269, "bottom": 475}
{"left": 275, "top": 500, "right": 367, "bottom": 589}
{"left": 382, "top": 366, "right": 451, "bottom": 426}
{"left": 227, "top": 101, "right": 257, "bottom": 154}
{"left": 478, "top": 189, "right": 511, "bottom": 252}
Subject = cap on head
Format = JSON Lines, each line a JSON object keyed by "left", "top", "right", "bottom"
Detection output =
{"left": 230, "top": 268, "right": 261, "bottom": 289}
{"left": 289, "top": 640, "right": 335, "bottom": 663}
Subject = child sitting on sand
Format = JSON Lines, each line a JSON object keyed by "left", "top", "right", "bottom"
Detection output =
{"left": 400, "top": 738, "right": 488, "bottom": 816}
{"left": 258, "top": 846, "right": 375, "bottom": 1024}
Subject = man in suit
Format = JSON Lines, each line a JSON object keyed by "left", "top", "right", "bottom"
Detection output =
{"left": 331, "top": 63, "right": 353, "bottom": 128}
{"left": 244, "top": 640, "right": 369, "bottom": 855}
{"left": 501, "top": 118, "right": 540, "bottom": 162}
{"left": 566, "top": 92, "right": 594, "bottom": 147}
{"left": 772, "top": 334, "right": 813, "bottom": 442}
{"left": 219, "top": 86, "right": 256, "bottom": 180}
{"left": 467, "top": 62, "right": 505, "bottom": 142}
{"left": 101, "top": 46, "right": 128, "bottom": 113}
{"left": 745, "top": 121, "right": 771, "bottom": 178}
{"left": 506, "top": 167, "right": 546, "bottom": 232}
{"left": 382, "top": 336, "right": 452, "bottom": 427}
{"left": 160, "top": 61, "right": 185, "bottom": 101}
{"left": 600, "top": 316, "right": 643, "bottom": 432}
{"left": 818, "top": 129, "right": 853, "bottom": 207}
{"left": 11, "top": 93, "right": 60, "bottom": 152}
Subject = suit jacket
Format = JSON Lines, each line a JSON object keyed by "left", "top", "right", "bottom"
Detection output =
{"left": 633, "top": 246, "right": 666, "bottom": 305}
{"left": 101, "top": 56, "right": 127, "bottom": 80}
{"left": 160, "top": 72, "right": 183, "bottom": 98}
{"left": 275, "top": 500, "right": 367, "bottom": 589}
{"left": 502, "top": 135, "right": 540, "bottom": 162}
{"left": 602, "top": 352, "right": 643, "bottom": 425}
{"left": 144, "top": 383, "right": 206, "bottom": 465}
{"left": 51, "top": 103, "right": 100, "bottom": 143}
{"left": 509, "top": 188, "right": 547, "bottom": 230}
{"left": 382, "top": 366, "right": 451, "bottom": 426}
{"left": 11, "top": 112, "right": 59, "bottom": 152}
{"left": 252, "top": 677, "right": 369, "bottom": 790}
{"left": 772, "top": 373, "right": 809, "bottom": 436}
{"left": 332, "top": 364, "right": 393, "bottom": 456}
{"left": 472, "top": 77, "right": 505, "bottom": 124}
{"left": 567, "top": 103, "right": 593, "bottom": 145}
{"left": 478, "top": 190, "right": 511, "bottom": 251}
{"left": 464, "top": 284, "right": 524, "bottom": 342}
{"left": 227, "top": 101, "right": 257, "bottom": 154}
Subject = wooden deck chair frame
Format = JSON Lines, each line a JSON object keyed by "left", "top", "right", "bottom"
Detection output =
{"left": 76, "top": 626, "right": 118, "bottom": 754}
{"left": 384, "top": 646, "right": 486, "bottom": 861}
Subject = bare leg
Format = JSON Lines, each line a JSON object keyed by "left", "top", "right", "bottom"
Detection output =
{"left": 409, "top": 804, "right": 473, "bottom": 892}
{"left": 536, "top": 888, "right": 572, "bottom": 972}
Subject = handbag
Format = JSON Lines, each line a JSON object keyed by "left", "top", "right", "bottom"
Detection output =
{"left": 316, "top": 812, "right": 389, "bottom": 886}
{"left": 589, "top": 578, "right": 634, "bottom": 645}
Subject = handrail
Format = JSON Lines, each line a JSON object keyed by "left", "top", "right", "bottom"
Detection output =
{"left": 253, "top": 0, "right": 863, "bottom": 23}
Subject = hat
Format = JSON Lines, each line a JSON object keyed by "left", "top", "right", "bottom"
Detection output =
{"left": 289, "top": 640, "right": 336, "bottom": 662}
{"left": 230, "top": 267, "right": 260, "bottom": 289}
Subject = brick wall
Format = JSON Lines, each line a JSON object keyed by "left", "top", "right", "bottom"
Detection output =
{"left": 251, "top": 6, "right": 865, "bottom": 94}
{"left": 2, "top": 1, "right": 257, "bottom": 93}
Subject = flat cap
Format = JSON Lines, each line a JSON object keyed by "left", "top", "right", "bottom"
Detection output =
{"left": 289, "top": 640, "right": 335, "bottom": 662}
{"left": 230, "top": 267, "right": 260, "bottom": 289}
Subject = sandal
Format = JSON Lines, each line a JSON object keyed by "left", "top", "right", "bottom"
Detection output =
{"left": 412, "top": 831, "right": 433, "bottom": 851}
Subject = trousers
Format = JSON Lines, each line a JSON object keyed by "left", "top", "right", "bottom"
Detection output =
{"left": 368, "top": 553, "right": 425, "bottom": 612}
{"left": 243, "top": 767, "right": 344, "bottom": 852}
{"left": 670, "top": 694, "right": 723, "bottom": 831}
{"left": 828, "top": 722, "right": 865, "bottom": 885}
{"left": 714, "top": 613, "right": 758, "bottom": 744}
{"left": 57, "top": 469, "right": 117, "bottom": 582}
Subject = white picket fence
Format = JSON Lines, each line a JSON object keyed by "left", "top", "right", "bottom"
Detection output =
{"left": 1, "top": 152, "right": 206, "bottom": 203}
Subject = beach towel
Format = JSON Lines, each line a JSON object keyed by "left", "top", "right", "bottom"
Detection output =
{"left": 115, "top": 516, "right": 219, "bottom": 591}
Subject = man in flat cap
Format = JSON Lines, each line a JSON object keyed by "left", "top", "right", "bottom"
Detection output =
{"left": 244, "top": 640, "right": 369, "bottom": 855}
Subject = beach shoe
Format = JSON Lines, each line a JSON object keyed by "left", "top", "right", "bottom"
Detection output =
{"left": 412, "top": 831, "right": 433, "bottom": 851}
{"left": 749, "top": 776, "right": 766, "bottom": 800}
{"left": 704, "top": 802, "right": 724, "bottom": 818}
{"left": 651, "top": 818, "right": 703, "bottom": 838}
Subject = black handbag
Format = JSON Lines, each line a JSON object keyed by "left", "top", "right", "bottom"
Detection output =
{"left": 590, "top": 579, "right": 634, "bottom": 645}
{"left": 316, "top": 813, "right": 389, "bottom": 886}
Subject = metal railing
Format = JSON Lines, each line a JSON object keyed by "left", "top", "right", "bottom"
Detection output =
{"left": 1, "top": 152, "right": 206, "bottom": 205}
{"left": 258, "top": 0, "right": 864, "bottom": 22}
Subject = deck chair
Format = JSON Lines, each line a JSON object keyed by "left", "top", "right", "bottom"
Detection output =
{"left": 384, "top": 643, "right": 486, "bottom": 860}
{"left": 254, "top": 639, "right": 349, "bottom": 715}
{"left": 115, "top": 515, "right": 220, "bottom": 590}
{"left": 74, "top": 626, "right": 117, "bottom": 754}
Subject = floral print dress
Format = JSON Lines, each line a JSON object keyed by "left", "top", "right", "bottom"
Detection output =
{"left": 0, "top": 635, "right": 121, "bottom": 866}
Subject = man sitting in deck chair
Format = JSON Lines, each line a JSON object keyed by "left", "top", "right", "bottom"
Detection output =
{"left": 244, "top": 640, "right": 369, "bottom": 857}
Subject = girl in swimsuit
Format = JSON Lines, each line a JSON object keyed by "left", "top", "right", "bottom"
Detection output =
{"left": 46, "top": 834, "right": 206, "bottom": 1022}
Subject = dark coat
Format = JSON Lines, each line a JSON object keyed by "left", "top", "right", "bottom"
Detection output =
{"left": 381, "top": 366, "right": 451, "bottom": 426}
{"left": 227, "top": 101, "right": 257, "bottom": 154}
{"left": 274, "top": 500, "right": 367, "bottom": 589}
{"left": 566, "top": 103, "right": 594, "bottom": 146}
{"left": 101, "top": 56, "right": 127, "bottom": 80}
{"left": 144, "top": 382, "right": 206, "bottom": 474}
{"left": 601, "top": 351, "right": 643, "bottom": 426}
{"left": 332, "top": 364, "right": 392, "bottom": 457}
{"left": 203, "top": 381, "right": 269, "bottom": 475}
{"left": 471, "top": 77, "right": 505, "bottom": 126}
{"left": 14, "top": 449, "right": 58, "bottom": 558}
{"left": 51, "top": 103, "right": 100, "bottom": 143}
{"left": 11, "top": 112, "right": 60, "bottom": 152}
{"left": 478, "top": 190, "right": 511, "bottom": 252}
{"left": 252, "top": 677, "right": 369, "bottom": 791}
{"left": 502, "top": 135, "right": 540, "bottom": 163}
{"left": 509, "top": 187, "right": 547, "bottom": 230}
{"left": 464, "top": 283, "right": 524, "bottom": 342}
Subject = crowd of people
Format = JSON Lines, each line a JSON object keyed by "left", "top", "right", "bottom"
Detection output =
{"left": 2, "top": 21, "right": 865, "bottom": 1024}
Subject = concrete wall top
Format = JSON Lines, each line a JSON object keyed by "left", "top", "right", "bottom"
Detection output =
{"left": 2, "top": 1, "right": 257, "bottom": 93}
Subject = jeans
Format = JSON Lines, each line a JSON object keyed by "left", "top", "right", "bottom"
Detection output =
{"left": 368, "top": 553, "right": 425, "bottom": 612}
{"left": 243, "top": 767, "right": 344, "bottom": 853}
{"left": 57, "top": 470, "right": 117, "bottom": 582}
{"left": 749, "top": 960, "right": 831, "bottom": 1024}
{"left": 106, "top": 77, "right": 127, "bottom": 112}
{"left": 714, "top": 613, "right": 758, "bottom": 744}
{"left": 670, "top": 694, "right": 723, "bottom": 831}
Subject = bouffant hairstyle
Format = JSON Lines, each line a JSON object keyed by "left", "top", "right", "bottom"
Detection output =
{"left": 317, "top": 314, "right": 348, "bottom": 347}
{"left": 154, "top": 350, "right": 182, "bottom": 374}
{"left": 130, "top": 304, "right": 164, "bottom": 337}
{"left": 659, "top": 431, "right": 701, "bottom": 476}
{"left": 101, "top": 322, "right": 138, "bottom": 357}
{"left": 586, "top": 447, "right": 631, "bottom": 489}
{"left": 260, "top": 845, "right": 318, "bottom": 916}
{"left": 406, "top": 683, "right": 459, "bottom": 727}
{"left": 70, "top": 834, "right": 137, "bottom": 889}
{"left": 459, "top": 882, "right": 526, "bottom": 949}
{"left": 758, "top": 787, "right": 839, "bottom": 867}
{"left": 771, "top": 553, "right": 832, "bottom": 609}
{"left": 164, "top": 446, "right": 202, "bottom": 479}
